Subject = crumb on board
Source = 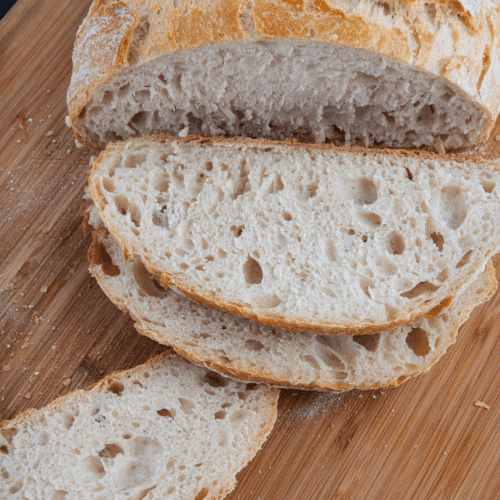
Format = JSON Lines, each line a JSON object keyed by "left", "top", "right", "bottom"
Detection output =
{"left": 496, "top": 135, "right": 500, "bottom": 141}
{"left": 474, "top": 401, "right": 490, "bottom": 410}
{"left": 40, "top": 286, "right": 47, "bottom": 293}
{"left": 62, "top": 378, "right": 72, "bottom": 387}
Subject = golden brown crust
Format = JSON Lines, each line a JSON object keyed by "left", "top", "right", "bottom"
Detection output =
{"left": 69, "top": 0, "right": 500, "bottom": 149}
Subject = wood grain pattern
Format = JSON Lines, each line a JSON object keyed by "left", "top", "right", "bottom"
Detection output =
{"left": 1, "top": 2, "right": 500, "bottom": 499}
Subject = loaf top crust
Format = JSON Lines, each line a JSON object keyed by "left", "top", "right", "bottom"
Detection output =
{"left": 68, "top": 0, "right": 500, "bottom": 149}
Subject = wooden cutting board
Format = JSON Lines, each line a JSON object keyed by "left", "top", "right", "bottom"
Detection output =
{"left": 1, "top": 2, "right": 500, "bottom": 498}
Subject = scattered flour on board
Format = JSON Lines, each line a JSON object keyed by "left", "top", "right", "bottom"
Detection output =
{"left": 283, "top": 391, "right": 345, "bottom": 421}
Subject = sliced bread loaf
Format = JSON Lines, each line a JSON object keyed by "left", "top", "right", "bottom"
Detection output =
{"left": 0, "top": 352, "right": 278, "bottom": 500}
{"left": 89, "top": 134, "right": 500, "bottom": 335}
{"left": 88, "top": 219, "right": 497, "bottom": 391}
{"left": 68, "top": 0, "right": 500, "bottom": 150}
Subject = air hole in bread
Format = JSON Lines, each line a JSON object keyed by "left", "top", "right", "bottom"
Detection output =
{"left": 400, "top": 281, "right": 439, "bottom": 299}
{"left": 118, "top": 83, "right": 130, "bottom": 98}
{"left": 214, "top": 410, "right": 226, "bottom": 420}
{"left": 37, "top": 432, "right": 49, "bottom": 446}
{"left": 63, "top": 413, "right": 75, "bottom": 430}
{"left": 417, "top": 104, "right": 435, "bottom": 124}
{"left": 436, "top": 268, "right": 449, "bottom": 282}
{"left": 218, "top": 248, "right": 227, "bottom": 259}
{"left": 283, "top": 211, "right": 292, "bottom": 221}
{"left": 243, "top": 256, "right": 263, "bottom": 284}
{"left": 124, "top": 152, "right": 148, "bottom": 169}
{"left": 230, "top": 409, "right": 247, "bottom": 423}
{"left": 108, "top": 381, "right": 125, "bottom": 396}
{"left": 387, "top": 231, "right": 405, "bottom": 255}
{"left": 481, "top": 179, "right": 495, "bottom": 194}
{"left": 430, "top": 232, "right": 444, "bottom": 251}
{"left": 123, "top": 434, "right": 132, "bottom": 439}
{"left": 359, "top": 276, "right": 374, "bottom": 298}
{"left": 102, "top": 90, "right": 114, "bottom": 106}
{"left": 115, "top": 194, "right": 129, "bottom": 216}
{"left": 135, "top": 486, "right": 157, "bottom": 500}
{"left": 230, "top": 224, "right": 244, "bottom": 238}
{"left": 112, "top": 460, "right": 154, "bottom": 491}
{"left": 52, "top": 490, "right": 68, "bottom": 499}
{"left": 98, "top": 443, "right": 124, "bottom": 459}
{"left": 301, "top": 354, "right": 321, "bottom": 370}
{"left": 195, "top": 488, "right": 209, "bottom": 500}
{"left": 347, "top": 228, "right": 355, "bottom": 235}
{"left": 0, "top": 445, "right": 8, "bottom": 454}
{"left": 320, "top": 350, "right": 345, "bottom": 371}
{"left": 154, "top": 172, "right": 170, "bottom": 192}
{"left": 353, "top": 333, "right": 380, "bottom": 352}
{"left": 204, "top": 371, "right": 229, "bottom": 388}
{"left": 102, "top": 177, "right": 115, "bottom": 193}
{"left": 217, "top": 429, "right": 229, "bottom": 447}
{"left": 79, "top": 456, "right": 105, "bottom": 482}
{"left": 346, "top": 177, "right": 378, "bottom": 205}
{"left": 244, "top": 339, "right": 265, "bottom": 351}
{"left": 440, "top": 186, "right": 467, "bottom": 230}
{"left": 232, "top": 161, "right": 250, "bottom": 199}
{"left": 9, "top": 483, "right": 23, "bottom": 495}
{"left": 456, "top": 250, "right": 473, "bottom": 268}
{"left": 358, "top": 211, "right": 382, "bottom": 227}
{"left": 166, "top": 460, "right": 175, "bottom": 471}
{"left": 128, "top": 202, "right": 142, "bottom": 227}
{"left": 152, "top": 204, "right": 170, "bottom": 229}
{"left": 250, "top": 293, "right": 281, "bottom": 309}
{"left": 403, "top": 166, "right": 413, "bottom": 181}
{"left": 104, "top": 131, "right": 124, "bottom": 142}
{"left": 157, "top": 408, "right": 175, "bottom": 418}
{"left": 132, "top": 261, "right": 169, "bottom": 298}
{"left": 375, "top": 256, "right": 397, "bottom": 276}
{"left": 406, "top": 327, "right": 431, "bottom": 356}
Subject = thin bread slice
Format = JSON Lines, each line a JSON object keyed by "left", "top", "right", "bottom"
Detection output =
{"left": 89, "top": 218, "right": 497, "bottom": 391}
{"left": 68, "top": 0, "right": 500, "bottom": 151}
{"left": 0, "top": 352, "right": 278, "bottom": 500}
{"left": 89, "top": 134, "right": 500, "bottom": 336}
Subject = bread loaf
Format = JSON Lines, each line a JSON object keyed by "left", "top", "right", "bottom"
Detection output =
{"left": 89, "top": 134, "right": 500, "bottom": 335}
{"left": 0, "top": 352, "right": 278, "bottom": 500}
{"left": 68, "top": 0, "right": 500, "bottom": 151}
{"left": 89, "top": 219, "right": 497, "bottom": 391}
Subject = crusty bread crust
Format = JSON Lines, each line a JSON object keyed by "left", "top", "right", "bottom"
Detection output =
{"left": 88, "top": 133, "right": 500, "bottom": 336}
{"left": 68, "top": 0, "right": 500, "bottom": 150}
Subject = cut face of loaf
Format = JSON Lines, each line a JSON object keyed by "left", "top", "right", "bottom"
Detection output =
{"left": 89, "top": 221, "right": 497, "bottom": 391}
{"left": 89, "top": 135, "right": 500, "bottom": 335}
{"left": 68, "top": 1, "right": 499, "bottom": 150}
{"left": 0, "top": 352, "right": 278, "bottom": 500}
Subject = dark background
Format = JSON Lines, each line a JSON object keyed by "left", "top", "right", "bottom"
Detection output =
{"left": 1, "top": 1, "right": 18, "bottom": 21}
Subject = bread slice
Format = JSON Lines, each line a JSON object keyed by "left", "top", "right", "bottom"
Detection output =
{"left": 89, "top": 134, "right": 500, "bottom": 335}
{"left": 68, "top": 0, "right": 500, "bottom": 151}
{"left": 0, "top": 352, "right": 278, "bottom": 500}
{"left": 88, "top": 219, "right": 497, "bottom": 391}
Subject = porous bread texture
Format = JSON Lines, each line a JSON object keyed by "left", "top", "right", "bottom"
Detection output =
{"left": 0, "top": 352, "right": 279, "bottom": 500}
{"left": 88, "top": 220, "right": 497, "bottom": 391}
{"left": 68, "top": 0, "right": 500, "bottom": 151}
{"left": 89, "top": 134, "right": 500, "bottom": 335}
